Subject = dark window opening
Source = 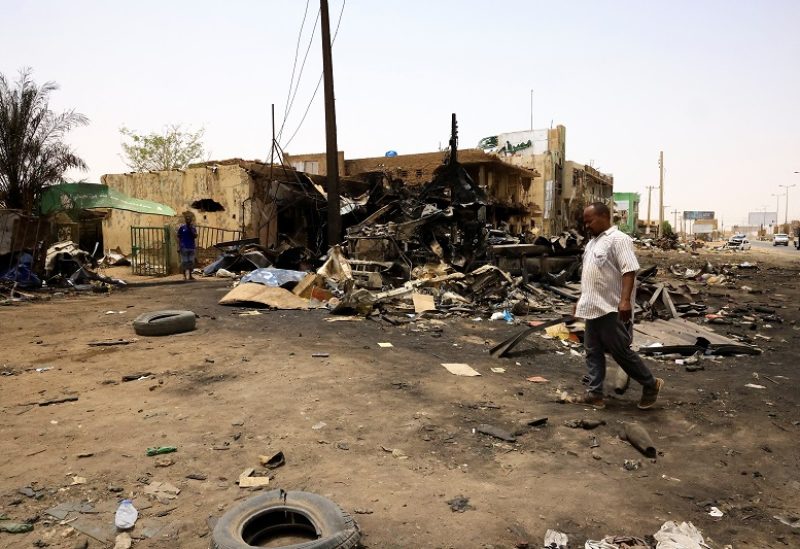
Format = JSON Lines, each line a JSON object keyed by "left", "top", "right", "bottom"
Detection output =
{"left": 191, "top": 198, "right": 225, "bottom": 212}
{"left": 415, "top": 169, "right": 423, "bottom": 178}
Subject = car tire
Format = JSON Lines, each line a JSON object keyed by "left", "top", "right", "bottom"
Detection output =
{"left": 212, "top": 490, "right": 360, "bottom": 549}
{"left": 132, "top": 310, "right": 196, "bottom": 336}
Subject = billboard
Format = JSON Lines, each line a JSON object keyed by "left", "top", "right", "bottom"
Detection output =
{"left": 747, "top": 211, "right": 778, "bottom": 226}
{"left": 683, "top": 211, "right": 714, "bottom": 220}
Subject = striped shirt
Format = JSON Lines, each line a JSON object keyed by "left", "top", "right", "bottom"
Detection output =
{"left": 576, "top": 226, "right": 640, "bottom": 320}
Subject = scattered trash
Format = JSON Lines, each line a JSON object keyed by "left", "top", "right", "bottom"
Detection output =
{"left": 653, "top": 521, "right": 707, "bottom": 548}
{"left": 526, "top": 376, "right": 549, "bottom": 383}
{"left": 377, "top": 342, "right": 394, "bottom": 348}
{"left": 543, "top": 529, "right": 568, "bottom": 549}
{"left": 489, "top": 316, "right": 575, "bottom": 358}
{"left": 744, "top": 383, "right": 766, "bottom": 389}
{"left": 708, "top": 506, "right": 724, "bottom": 518}
{"left": 441, "top": 363, "right": 481, "bottom": 376}
{"left": 526, "top": 417, "right": 549, "bottom": 427}
{"left": 620, "top": 422, "right": 657, "bottom": 458}
{"left": 311, "top": 422, "right": 327, "bottom": 430}
{"left": 238, "top": 468, "right": 270, "bottom": 488}
{"left": 661, "top": 474, "right": 681, "bottom": 482}
{"left": 446, "top": 495, "right": 473, "bottom": 513}
{"left": 88, "top": 339, "right": 136, "bottom": 347}
{"left": 114, "top": 500, "right": 138, "bottom": 530}
{"left": 564, "top": 419, "right": 606, "bottom": 430}
{"left": 39, "top": 395, "right": 79, "bottom": 406}
{"left": 122, "top": 372, "right": 152, "bottom": 382}
{"left": 490, "top": 367, "right": 506, "bottom": 373}
{"left": 0, "top": 514, "right": 34, "bottom": 533}
{"left": 70, "top": 476, "right": 87, "bottom": 485}
{"left": 146, "top": 446, "right": 177, "bottom": 456}
{"left": 623, "top": 459, "right": 642, "bottom": 471}
{"left": 312, "top": 353, "right": 330, "bottom": 358}
{"left": 412, "top": 292, "right": 436, "bottom": 313}
{"left": 475, "top": 423, "right": 516, "bottom": 442}
{"left": 773, "top": 514, "right": 800, "bottom": 528}
{"left": 258, "top": 451, "right": 285, "bottom": 469}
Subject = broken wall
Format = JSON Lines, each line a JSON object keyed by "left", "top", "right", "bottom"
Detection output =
{"left": 101, "top": 164, "right": 253, "bottom": 254}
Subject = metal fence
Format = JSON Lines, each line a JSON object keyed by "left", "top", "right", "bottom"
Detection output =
{"left": 130, "top": 226, "right": 171, "bottom": 276}
{"left": 130, "top": 225, "right": 244, "bottom": 276}
{"left": 196, "top": 225, "right": 243, "bottom": 249}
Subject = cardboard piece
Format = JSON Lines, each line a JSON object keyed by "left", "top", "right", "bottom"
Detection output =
{"left": 219, "top": 283, "right": 310, "bottom": 309}
{"left": 412, "top": 292, "right": 436, "bottom": 313}
{"left": 238, "top": 468, "right": 270, "bottom": 488}
{"left": 441, "top": 363, "right": 481, "bottom": 376}
{"left": 293, "top": 273, "right": 324, "bottom": 298}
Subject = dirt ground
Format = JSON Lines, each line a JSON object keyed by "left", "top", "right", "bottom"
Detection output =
{"left": 1, "top": 246, "right": 799, "bottom": 548}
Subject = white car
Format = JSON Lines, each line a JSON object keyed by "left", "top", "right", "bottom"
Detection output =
{"left": 726, "top": 236, "right": 752, "bottom": 250}
{"left": 773, "top": 233, "right": 789, "bottom": 246}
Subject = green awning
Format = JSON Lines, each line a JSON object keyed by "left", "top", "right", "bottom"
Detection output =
{"left": 40, "top": 183, "right": 176, "bottom": 216}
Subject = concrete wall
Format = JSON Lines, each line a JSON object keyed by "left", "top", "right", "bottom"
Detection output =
{"left": 100, "top": 164, "right": 253, "bottom": 254}
{"left": 283, "top": 152, "right": 346, "bottom": 177}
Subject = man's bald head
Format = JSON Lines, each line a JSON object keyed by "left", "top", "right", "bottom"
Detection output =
{"left": 583, "top": 202, "right": 612, "bottom": 236}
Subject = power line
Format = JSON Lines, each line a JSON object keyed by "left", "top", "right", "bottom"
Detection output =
{"left": 283, "top": 0, "right": 346, "bottom": 150}
{"left": 279, "top": 0, "right": 311, "bottom": 140}
{"left": 278, "top": 7, "right": 321, "bottom": 142}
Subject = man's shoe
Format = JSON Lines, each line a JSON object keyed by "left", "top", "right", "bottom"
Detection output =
{"left": 638, "top": 378, "right": 664, "bottom": 409}
{"left": 573, "top": 391, "right": 605, "bottom": 409}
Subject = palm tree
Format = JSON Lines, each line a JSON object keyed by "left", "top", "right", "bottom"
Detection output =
{"left": 0, "top": 68, "right": 88, "bottom": 213}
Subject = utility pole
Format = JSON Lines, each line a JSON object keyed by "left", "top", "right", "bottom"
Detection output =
{"left": 778, "top": 183, "right": 796, "bottom": 228}
{"left": 645, "top": 185, "right": 657, "bottom": 235}
{"left": 321, "top": 0, "right": 341, "bottom": 246}
{"left": 658, "top": 151, "right": 664, "bottom": 237}
{"left": 771, "top": 193, "right": 781, "bottom": 231}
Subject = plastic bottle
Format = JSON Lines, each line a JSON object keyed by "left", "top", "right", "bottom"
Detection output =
{"left": 114, "top": 499, "right": 138, "bottom": 530}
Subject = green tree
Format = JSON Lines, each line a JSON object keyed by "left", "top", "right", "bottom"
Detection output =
{"left": 660, "top": 220, "right": 674, "bottom": 236}
{"left": 119, "top": 124, "right": 205, "bottom": 172}
{"left": 0, "top": 69, "right": 88, "bottom": 213}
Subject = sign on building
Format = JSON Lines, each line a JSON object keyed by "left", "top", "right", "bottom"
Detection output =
{"left": 683, "top": 211, "right": 714, "bottom": 220}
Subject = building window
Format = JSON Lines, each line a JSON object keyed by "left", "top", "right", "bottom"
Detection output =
{"left": 305, "top": 161, "right": 319, "bottom": 175}
{"left": 398, "top": 169, "right": 408, "bottom": 178}
{"left": 415, "top": 169, "right": 423, "bottom": 178}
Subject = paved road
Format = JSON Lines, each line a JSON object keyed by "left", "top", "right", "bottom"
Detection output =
{"left": 750, "top": 239, "right": 800, "bottom": 255}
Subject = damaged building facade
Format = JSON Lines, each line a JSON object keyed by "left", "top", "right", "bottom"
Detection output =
{"left": 287, "top": 148, "right": 542, "bottom": 235}
{"left": 476, "top": 126, "right": 613, "bottom": 233}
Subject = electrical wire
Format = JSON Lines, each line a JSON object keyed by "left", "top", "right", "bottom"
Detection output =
{"left": 279, "top": 0, "right": 311, "bottom": 141}
{"left": 278, "top": 7, "right": 321, "bottom": 142}
{"left": 282, "top": 0, "right": 346, "bottom": 150}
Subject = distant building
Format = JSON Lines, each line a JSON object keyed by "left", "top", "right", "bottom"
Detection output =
{"left": 613, "top": 192, "right": 640, "bottom": 235}
{"left": 287, "top": 124, "right": 613, "bottom": 235}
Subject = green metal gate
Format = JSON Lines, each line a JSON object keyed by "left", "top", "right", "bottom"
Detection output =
{"left": 130, "top": 226, "right": 171, "bottom": 276}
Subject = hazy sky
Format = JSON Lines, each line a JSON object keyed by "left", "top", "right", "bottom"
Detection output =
{"left": 3, "top": 0, "right": 799, "bottom": 226}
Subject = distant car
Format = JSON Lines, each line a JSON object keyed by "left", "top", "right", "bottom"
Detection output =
{"left": 773, "top": 233, "right": 789, "bottom": 246}
{"left": 726, "top": 236, "right": 752, "bottom": 250}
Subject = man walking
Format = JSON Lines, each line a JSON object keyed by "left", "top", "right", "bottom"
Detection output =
{"left": 574, "top": 202, "right": 664, "bottom": 409}
{"left": 177, "top": 211, "right": 198, "bottom": 280}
